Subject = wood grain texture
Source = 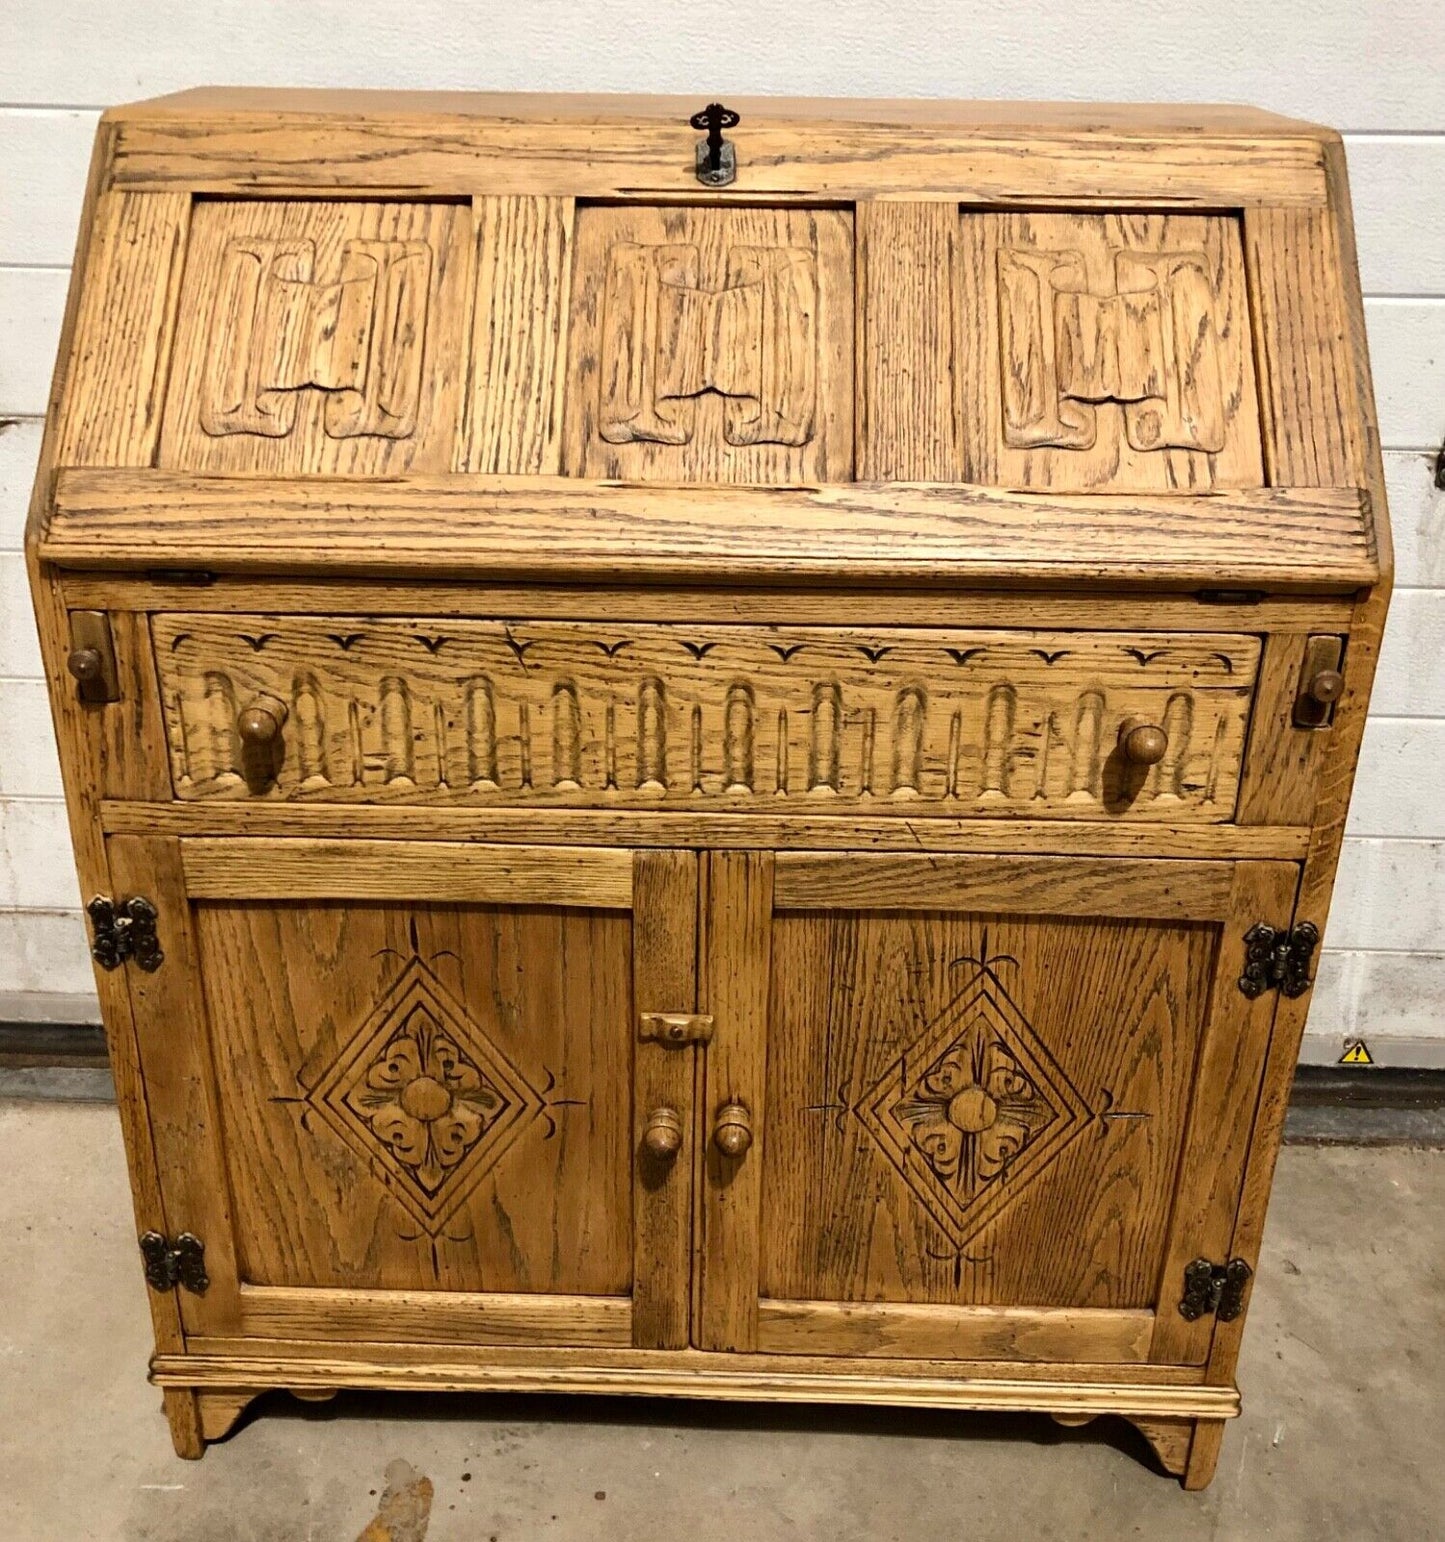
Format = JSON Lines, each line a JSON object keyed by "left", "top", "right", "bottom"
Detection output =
{"left": 564, "top": 205, "right": 853, "bottom": 484}
{"left": 62, "top": 574, "right": 1351, "bottom": 633}
{"left": 855, "top": 203, "right": 961, "bottom": 480}
{"left": 150, "top": 615, "right": 1259, "bottom": 822}
{"left": 180, "top": 838, "right": 633, "bottom": 906}
{"left": 960, "top": 213, "right": 1262, "bottom": 492}
{"left": 1149, "top": 860, "right": 1299, "bottom": 1365}
{"left": 1244, "top": 206, "right": 1363, "bottom": 488}
{"left": 697, "top": 851, "right": 773, "bottom": 1351}
{"left": 756, "top": 1300, "right": 1152, "bottom": 1362}
{"left": 43, "top": 471, "right": 1377, "bottom": 589}
{"left": 759, "top": 905, "right": 1216, "bottom": 1313}
{"left": 149, "top": 1347, "right": 1240, "bottom": 1417}
{"left": 774, "top": 854, "right": 1232, "bottom": 919}
{"left": 53, "top": 190, "right": 190, "bottom": 468}
{"left": 103, "top": 94, "right": 1329, "bottom": 206}
{"left": 1236, "top": 631, "right": 1340, "bottom": 825}
{"left": 239, "top": 1286, "right": 632, "bottom": 1347}
{"left": 631, "top": 850, "right": 699, "bottom": 1349}
{"left": 458, "top": 196, "right": 572, "bottom": 474}
{"left": 107, "top": 834, "right": 242, "bottom": 1338}
{"left": 158, "top": 199, "right": 472, "bottom": 475}
{"left": 102, "top": 802, "right": 1313, "bottom": 860}
{"left": 194, "top": 894, "right": 634, "bottom": 1298}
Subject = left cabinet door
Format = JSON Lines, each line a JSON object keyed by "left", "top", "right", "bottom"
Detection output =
{"left": 107, "top": 836, "right": 699, "bottom": 1352}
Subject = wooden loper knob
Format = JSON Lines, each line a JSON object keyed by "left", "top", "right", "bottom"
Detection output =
{"left": 67, "top": 647, "right": 104, "bottom": 684}
{"left": 237, "top": 696, "right": 289, "bottom": 746}
{"left": 712, "top": 1102, "right": 754, "bottom": 1159}
{"left": 1306, "top": 668, "right": 1345, "bottom": 706}
{"left": 1117, "top": 716, "right": 1169, "bottom": 767}
{"left": 642, "top": 1107, "right": 684, "bottom": 1161}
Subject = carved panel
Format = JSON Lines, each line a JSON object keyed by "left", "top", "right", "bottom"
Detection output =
{"left": 199, "top": 237, "right": 431, "bottom": 440}
{"left": 309, "top": 955, "right": 544, "bottom": 1234}
{"left": 159, "top": 200, "right": 471, "bottom": 475}
{"left": 154, "top": 617, "right": 1259, "bottom": 821}
{"left": 854, "top": 953, "right": 1091, "bottom": 1249}
{"left": 961, "top": 213, "right": 1263, "bottom": 491}
{"left": 564, "top": 206, "right": 853, "bottom": 482}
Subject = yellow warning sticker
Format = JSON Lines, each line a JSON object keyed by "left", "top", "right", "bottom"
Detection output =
{"left": 1340, "top": 1040, "right": 1374, "bottom": 1065}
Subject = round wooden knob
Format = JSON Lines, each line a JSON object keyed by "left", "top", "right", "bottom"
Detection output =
{"left": 1306, "top": 668, "right": 1345, "bottom": 706}
{"left": 1118, "top": 716, "right": 1168, "bottom": 766}
{"left": 642, "top": 1106, "right": 683, "bottom": 1161}
{"left": 713, "top": 1102, "right": 753, "bottom": 1159}
{"left": 237, "top": 696, "right": 289, "bottom": 746}
{"left": 67, "top": 647, "right": 104, "bottom": 683}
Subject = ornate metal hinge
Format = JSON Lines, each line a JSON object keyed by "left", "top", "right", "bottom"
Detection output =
{"left": 87, "top": 895, "right": 163, "bottom": 972}
{"left": 139, "top": 1231, "right": 209, "bottom": 1295}
{"left": 1179, "top": 1257, "right": 1252, "bottom": 1322}
{"left": 691, "top": 101, "right": 739, "bottom": 186}
{"left": 1238, "top": 920, "right": 1319, "bottom": 999}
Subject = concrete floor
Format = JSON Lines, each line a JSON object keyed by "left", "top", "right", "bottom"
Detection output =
{"left": 1, "top": 1102, "right": 1440, "bottom": 1542}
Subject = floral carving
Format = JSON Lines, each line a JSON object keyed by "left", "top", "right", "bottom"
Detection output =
{"left": 345, "top": 1006, "right": 508, "bottom": 1195}
{"left": 855, "top": 970, "right": 1090, "bottom": 1248}
{"left": 309, "top": 956, "right": 543, "bottom": 1232}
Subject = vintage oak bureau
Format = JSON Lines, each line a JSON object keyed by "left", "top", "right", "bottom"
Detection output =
{"left": 27, "top": 91, "right": 1389, "bottom": 1487}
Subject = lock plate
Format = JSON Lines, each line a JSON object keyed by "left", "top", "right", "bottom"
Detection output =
{"left": 639, "top": 1011, "right": 715, "bottom": 1046}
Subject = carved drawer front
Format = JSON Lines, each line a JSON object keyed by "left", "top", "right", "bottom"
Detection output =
{"left": 153, "top": 617, "right": 1260, "bottom": 820}
{"left": 959, "top": 212, "right": 1264, "bottom": 492}
{"left": 158, "top": 199, "right": 472, "bottom": 475}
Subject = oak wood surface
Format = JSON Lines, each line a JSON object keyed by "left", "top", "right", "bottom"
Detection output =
{"left": 180, "top": 838, "right": 634, "bottom": 905}
{"left": 41, "top": 471, "right": 1377, "bottom": 589}
{"left": 101, "top": 801, "right": 1315, "bottom": 858}
{"left": 148, "top": 614, "right": 1260, "bottom": 821}
{"left": 23, "top": 88, "right": 1388, "bottom": 1489}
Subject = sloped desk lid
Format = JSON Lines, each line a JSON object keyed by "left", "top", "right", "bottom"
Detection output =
{"left": 37, "top": 91, "right": 1384, "bottom": 589}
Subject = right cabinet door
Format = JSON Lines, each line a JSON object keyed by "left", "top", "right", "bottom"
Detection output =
{"left": 697, "top": 852, "right": 1297, "bottom": 1368}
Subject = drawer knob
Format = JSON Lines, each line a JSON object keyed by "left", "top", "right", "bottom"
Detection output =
{"left": 237, "top": 696, "right": 289, "bottom": 746}
{"left": 1305, "top": 668, "right": 1345, "bottom": 706}
{"left": 1118, "top": 716, "right": 1168, "bottom": 766}
{"left": 713, "top": 1102, "right": 753, "bottom": 1160}
{"left": 67, "top": 647, "right": 104, "bottom": 684}
{"left": 642, "top": 1106, "right": 684, "bottom": 1161}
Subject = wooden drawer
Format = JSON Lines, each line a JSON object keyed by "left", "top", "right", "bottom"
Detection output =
{"left": 152, "top": 617, "right": 1259, "bottom": 821}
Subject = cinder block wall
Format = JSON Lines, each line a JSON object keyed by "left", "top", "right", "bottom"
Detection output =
{"left": 1, "top": 2, "right": 1442, "bottom": 1062}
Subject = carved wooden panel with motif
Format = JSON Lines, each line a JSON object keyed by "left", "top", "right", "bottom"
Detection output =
{"left": 759, "top": 909, "right": 1214, "bottom": 1309}
{"left": 152, "top": 616, "right": 1259, "bottom": 820}
{"left": 563, "top": 205, "right": 854, "bottom": 482}
{"left": 959, "top": 213, "right": 1264, "bottom": 491}
{"left": 194, "top": 899, "right": 633, "bottom": 1293}
{"left": 159, "top": 200, "right": 472, "bottom": 474}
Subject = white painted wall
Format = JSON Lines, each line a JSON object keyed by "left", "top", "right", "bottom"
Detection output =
{"left": 1, "top": 1, "right": 1442, "bottom": 1060}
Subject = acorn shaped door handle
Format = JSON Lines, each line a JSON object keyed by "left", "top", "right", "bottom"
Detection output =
{"left": 237, "top": 695, "right": 289, "bottom": 747}
{"left": 642, "top": 1106, "right": 684, "bottom": 1162}
{"left": 712, "top": 1102, "right": 753, "bottom": 1159}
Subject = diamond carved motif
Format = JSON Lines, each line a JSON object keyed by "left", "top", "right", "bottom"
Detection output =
{"left": 309, "top": 957, "right": 543, "bottom": 1233}
{"left": 855, "top": 972, "right": 1090, "bottom": 1249}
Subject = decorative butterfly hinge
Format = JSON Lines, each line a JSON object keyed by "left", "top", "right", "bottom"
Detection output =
{"left": 1238, "top": 921, "right": 1319, "bottom": 999}
{"left": 1179, "top": 1257, "right": 1252, "bottom": 1322}
{"left": 87, "top": 896, "right": 164, "bottom": 972}
{"left": 139, "top": 1231, "right": 209, "bottom": 1295}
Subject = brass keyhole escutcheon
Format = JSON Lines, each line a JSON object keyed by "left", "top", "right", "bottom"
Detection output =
{"left": 642, "top": 1106, "right": 684, "bottom": 1161}
{"left": 713, "top": 1102, "right": 753, "bottom": 1159}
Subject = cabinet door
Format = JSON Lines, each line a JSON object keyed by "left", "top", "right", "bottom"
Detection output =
{"left": 698, "top": 852, "right": 1296, "bottom": 1367}
{"left": 110, "top": 836, "right": 697, "bottom": 1351}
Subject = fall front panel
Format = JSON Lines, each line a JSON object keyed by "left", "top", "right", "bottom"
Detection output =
{"left": 192, "top": 900, "right": 633, "bottom": 1296}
